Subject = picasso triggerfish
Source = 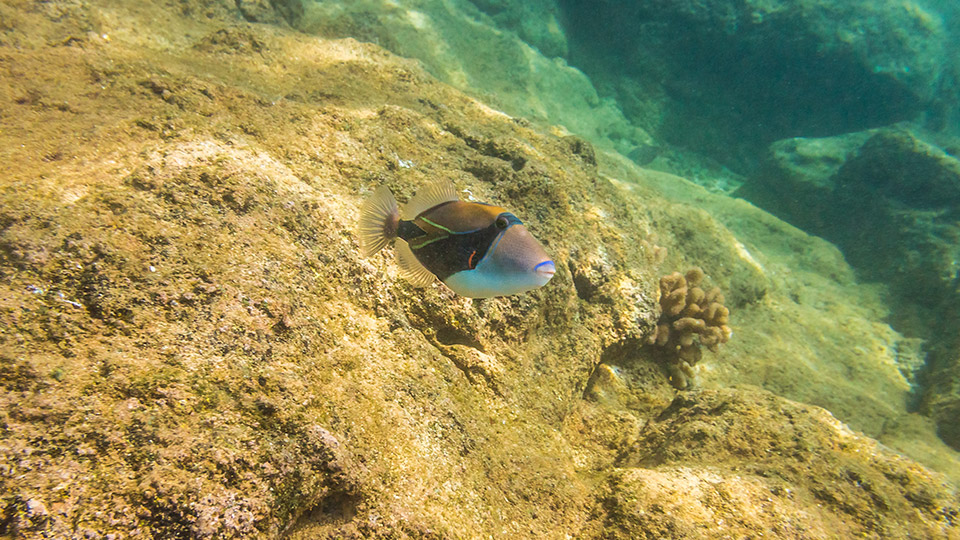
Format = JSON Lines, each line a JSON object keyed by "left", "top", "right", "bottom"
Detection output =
{"left": 359, "top": 180, "right": 555, "bottom": 298}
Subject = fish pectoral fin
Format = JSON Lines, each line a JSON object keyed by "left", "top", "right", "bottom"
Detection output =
{"left": 401, "top": 180, "right": 459, "bottom": 220}
{"left": 396, "top": 240, "right": 437, "bottom": 287}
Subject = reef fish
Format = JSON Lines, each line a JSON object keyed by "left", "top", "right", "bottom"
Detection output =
{"left": 359, "top": 180, "right": 555, "bottom": 298}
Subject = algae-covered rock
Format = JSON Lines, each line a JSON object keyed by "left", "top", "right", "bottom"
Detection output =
{"left": 466, "top": 0, "right": 568, "bottom": 58}
{"left": 1, "top": 0, "right": 958, "bottom": 538}
{"left": 739, "top": 128, "right": 960, "bottom": 303}
{"left": 738, "top": 126, "right": 960, "bottom": 450}
{"left": 0, "top": 1, "right": 657, "bottom": 535}
{"left": 605, "top": 388, "right": 959, "bottom": 539}
{"left": 283, "top": 0, "right": 651, "bottom": 155}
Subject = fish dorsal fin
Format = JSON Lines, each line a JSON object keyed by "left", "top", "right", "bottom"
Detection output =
{"left": 396, "top": 239, "right": 437, "bottom": 287}
{"left": 401, "top": 180, "right": 459, "bottom": 220}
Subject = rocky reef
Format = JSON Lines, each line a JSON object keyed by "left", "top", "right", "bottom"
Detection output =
{"left": 1, "top": 0, "right": 958, "bottom": 538}
{"left": 282, "top": 0, "right": 651, "bottom": 157}
{"left": 738, "top": 126, "right": 960, "bottom": 452}
{"left": 558, "top": 0, "right": 960, "bottom": 172}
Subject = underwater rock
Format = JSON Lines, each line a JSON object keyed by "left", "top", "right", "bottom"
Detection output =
{"left": 284, "top": 0, "right": 650, "bottom": 154}
{"left": 734, "top": 130, "right": 873, "bottom": 237}
{"left": 608, "top": 388, "right": 959, "bottom": 538}
{"left": 738, "top": 126, "right": 960, "bottom": 450}
{"left": 466, "top": 0, "right": 568, "bottom": 58}
{"left": 0, "top": 0, "right": 958, "bottom": 537}
{"left": 626, "top": 143, "right": 660, "bottom": 167}
{"left": 559, "top": 0, "right": 960, "bottom": 172}
{"left": 234, "top": 0, "right": 284, "bottom": 24}
{"left": 833, "top": 130, "right": 960, "bottom": 316}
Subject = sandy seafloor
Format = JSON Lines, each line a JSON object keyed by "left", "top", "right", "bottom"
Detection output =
{"left": 1, "top": 0, "right": 959, "bottom": 538}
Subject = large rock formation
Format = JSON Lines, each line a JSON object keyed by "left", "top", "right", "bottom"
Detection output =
{"left": 281, "top": 0, "right": 651, "bottom": 155}
{"left": 558, "top": 0, "right": 960, "bottom": 171}
{"left": 0, "top": 0, "right": 958, "bottom": 538}
{"left": 738, "top": 126, "right": 960, "bottom": 451}
{"left": 466, "top": 0, "right": 569, "bottom": 58}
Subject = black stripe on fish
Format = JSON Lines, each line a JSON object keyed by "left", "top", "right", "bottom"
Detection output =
{"left": 398, "top": 213, "right": 521, "bottom": 281}
{"left": 397, "top": 220, "right": 427, "bottom": 241}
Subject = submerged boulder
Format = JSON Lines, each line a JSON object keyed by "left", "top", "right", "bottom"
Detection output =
{"left": 738, "top": 126, "right": 960, "bottom": 450}
{"left": 466, "top": 0, "right": 569, "bottom": 58}
{"left": 559, "top": 0, "right": 960, "bottom": 171}
{"left": 604, "top": 388, "right": 958, "bottom": 539}
{"left": 0, "top": 0, "right": 958, "bottom": 538}
{"left": 279, "top": 0, "right": 650, "bottom": 155}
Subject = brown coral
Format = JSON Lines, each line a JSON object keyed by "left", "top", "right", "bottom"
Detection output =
{"left": 648, "top": 267, "right": 732, "bottom": 388}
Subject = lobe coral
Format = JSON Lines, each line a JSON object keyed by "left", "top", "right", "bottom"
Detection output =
{"left": 649, "top": 267, "right": 731, "bottom": 388}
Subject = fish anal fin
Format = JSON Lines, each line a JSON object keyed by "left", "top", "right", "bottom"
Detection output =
{"left": 396, "top": 240, "right": 437, "bottom": 287}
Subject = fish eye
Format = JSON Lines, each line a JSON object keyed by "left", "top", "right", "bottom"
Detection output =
{"left": 495, "top": 215, "right": 509, "bottom": 230}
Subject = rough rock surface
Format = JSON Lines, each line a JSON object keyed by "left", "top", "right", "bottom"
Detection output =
{"left": 0, "top": 0, "right": 958, "bottom": 538}
{"left": 604, "top": 389, "right": 959, "bottom": 539}
{"left": 466, "top": 0, "right": 568, "bottom": 58}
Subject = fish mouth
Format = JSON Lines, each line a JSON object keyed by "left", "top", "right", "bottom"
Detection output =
{"left": 534, "top": 260, "right": 556, "bottom": 281}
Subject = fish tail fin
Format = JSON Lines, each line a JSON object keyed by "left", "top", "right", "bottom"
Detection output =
{"left": 359, "top": 185, "right": 399, "bottom": 257}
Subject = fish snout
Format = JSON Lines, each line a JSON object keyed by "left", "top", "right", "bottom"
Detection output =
{"left": 488, "top": 224, "right": 555, "bottom": 293}
{"left": 534, "top": 260, "right": 556, "bottom": 285}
